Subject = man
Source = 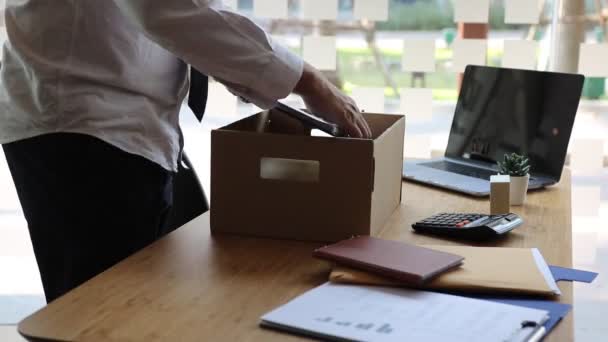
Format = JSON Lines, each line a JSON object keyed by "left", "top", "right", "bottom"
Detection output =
{"left": 0, "top": 0, "right": 372, "bottom": 303}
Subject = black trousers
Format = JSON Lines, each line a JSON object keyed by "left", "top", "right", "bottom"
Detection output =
{"left": 2, "top": 133, "right": 174, "bottom": 302}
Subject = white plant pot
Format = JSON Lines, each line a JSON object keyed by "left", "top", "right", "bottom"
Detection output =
{"left": 509, "top": 174, "right": 530, "bottom": 206}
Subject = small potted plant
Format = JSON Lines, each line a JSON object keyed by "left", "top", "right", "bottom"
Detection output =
{"left": 498, "top": 153, "right": 531, "bottom": 205}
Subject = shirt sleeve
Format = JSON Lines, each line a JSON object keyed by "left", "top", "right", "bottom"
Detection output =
{"left": 113, "top": 0, "right": 303, "bottom": 109}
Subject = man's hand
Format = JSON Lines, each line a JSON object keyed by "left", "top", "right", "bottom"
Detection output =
{"left": 294, "top": 62, "right": 372, "bottom": 139}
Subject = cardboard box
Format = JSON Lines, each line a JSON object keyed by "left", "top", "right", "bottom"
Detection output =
{"left": 210, "top": 109, "right": 405, "bottom": 242}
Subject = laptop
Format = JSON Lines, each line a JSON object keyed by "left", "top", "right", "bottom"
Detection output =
{"left": 403, "top": 65, "right": 584, "bottom": 196}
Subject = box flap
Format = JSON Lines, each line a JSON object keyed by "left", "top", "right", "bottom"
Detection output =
{"left": 367, "top": 114, "right": 405, "bottom": 235}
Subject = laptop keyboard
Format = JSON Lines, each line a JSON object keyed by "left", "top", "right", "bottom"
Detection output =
{"left": 421, "top": 160, "right": 497, "bottom": 180}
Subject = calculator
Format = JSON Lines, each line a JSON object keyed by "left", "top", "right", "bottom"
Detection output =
{"left": 412, "top": 213, "right": 523, "bottom": 240}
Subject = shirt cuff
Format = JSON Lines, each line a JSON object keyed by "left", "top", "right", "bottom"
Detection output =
{"left": 229, "top": 36, "right": 303, "bottom": 109}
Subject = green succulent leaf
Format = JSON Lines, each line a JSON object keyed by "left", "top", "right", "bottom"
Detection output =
{"left": 496, "top": 153, "right": 531, "bottom": 176}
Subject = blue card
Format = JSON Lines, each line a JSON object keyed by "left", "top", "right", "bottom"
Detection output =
{"left": 549, "top": 265, "right": 598, "bottom": 283}
{"left": 465, "top": 265, "right": 597, "bottom": 337}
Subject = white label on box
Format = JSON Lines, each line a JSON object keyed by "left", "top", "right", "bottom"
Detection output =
{"left": 505, "top": 0, "right": 541, "bottom": 24}
{"left": 352, "top": 87, "right": 385, "bottom": 113}
{"left": 260, "top": 158, "right": 320, "bottom": 183}
{"left": 402, "top": 40, "right": 436, "bottom": 72}
{"left": 302, "top": 36, "right": 337, "bottom": 71}
{"left": 301, "top": 0, "right": 338, "bottom": 20}
{"left": 353, "top": 0, "right": 389, "bottom": 21}
{"left": 578, "top": 43, "right": 608, "bottom": 77}
{"left": 400, "top": 88, "right": 433, "bottom": 120}
{"left": 454, "top": 0, "right": 490, "bottom": 23}
{"left": 502, "top": 40, "right": 538, "bottom": 70}
{"left": 451, "top": 39, "right": 487, "bottom": 72}
{"left": 253, "top": 0, "right": 288, "bottom": 19}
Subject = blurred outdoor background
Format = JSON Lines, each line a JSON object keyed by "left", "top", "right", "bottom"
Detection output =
{"left": 1, "top": 1, "right": 607, "bottom": 340}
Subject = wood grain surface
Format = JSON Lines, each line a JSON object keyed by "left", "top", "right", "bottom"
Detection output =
{"left": 19, "top": 172, "right": 572, "bottom": 341}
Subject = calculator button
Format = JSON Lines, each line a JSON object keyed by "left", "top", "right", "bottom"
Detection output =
{"left": 464, "top": 216, "right": 489, "bottom": 227}
{"left": 455, "top": 220, "right": 470, "bottom": 228}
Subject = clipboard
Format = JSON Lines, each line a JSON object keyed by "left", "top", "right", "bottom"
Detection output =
{"left": 261, "top": 282, "right": 551, "bottom": 342}
{"left": 508, "top": 320, "right": 548, "bottom": 342}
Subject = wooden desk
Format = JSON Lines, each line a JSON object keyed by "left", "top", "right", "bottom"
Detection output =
{"left": 19, "top": 173, "right": 572, "bottom": 341}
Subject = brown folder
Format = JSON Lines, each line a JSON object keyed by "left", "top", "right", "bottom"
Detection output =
{"left": 313, "top": 236, "right": 464, "bottom": 285}
{"left": 329, "top": 245, "right": 561, "bottom": 296}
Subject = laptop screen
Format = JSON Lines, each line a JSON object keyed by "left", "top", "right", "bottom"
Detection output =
{"left": 445, "top": 66, "right": 584, "bottom": 180}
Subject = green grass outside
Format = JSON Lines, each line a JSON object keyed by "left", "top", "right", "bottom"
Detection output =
{"left": 289, "top": 45, "right": 604, "bottom": 101}
{"left": 335, "top": 46, "right": 504, "bottom": 100}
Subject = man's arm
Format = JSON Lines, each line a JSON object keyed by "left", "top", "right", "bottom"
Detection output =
{"left": 113, "top": 0, "right": 371, "bottom": 138}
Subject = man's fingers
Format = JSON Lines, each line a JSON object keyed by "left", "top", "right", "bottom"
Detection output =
{"left": 356, "top": 115, "right": 372, "bottom": 139}
{"left": 346, "top": 98, "right": 371, "bottom": 139}
{"left": 344, "top": 120, "right": 364, "bottom": 138}
{"left": 342, "top": 111, "right": 371, "bottom": 139}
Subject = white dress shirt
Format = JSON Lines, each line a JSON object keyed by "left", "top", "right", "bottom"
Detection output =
{"left": 0, "top": 0, "right": 303, "bottom": 171}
